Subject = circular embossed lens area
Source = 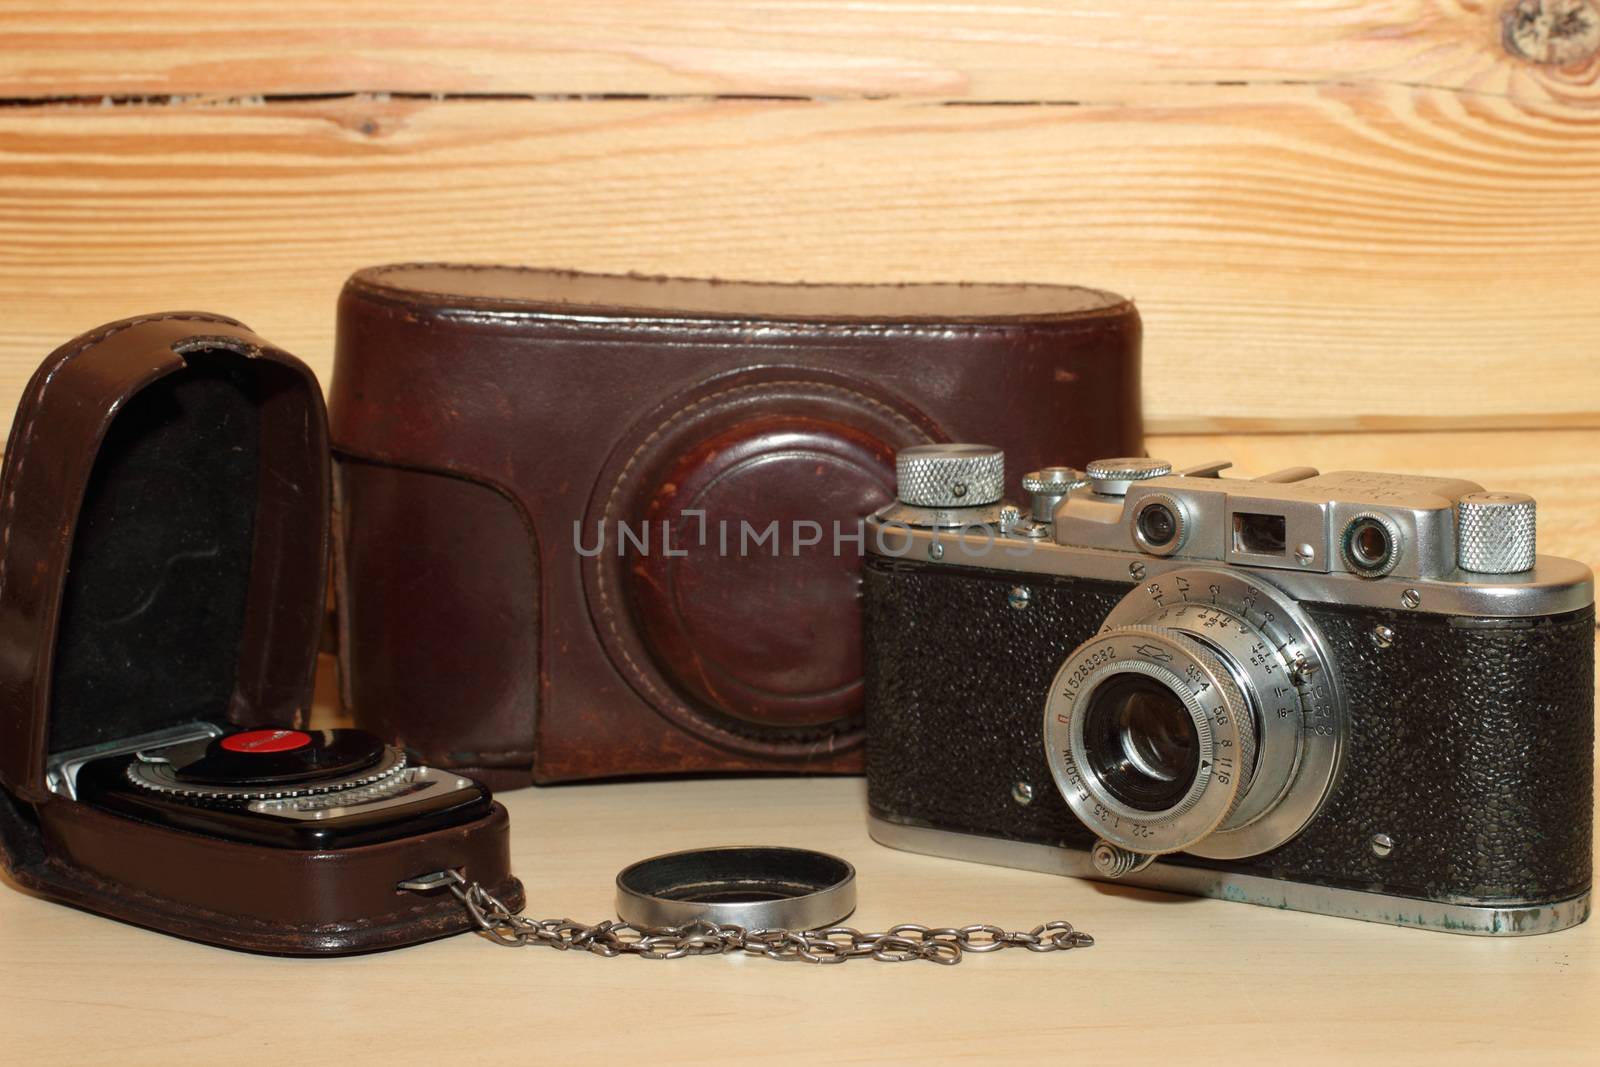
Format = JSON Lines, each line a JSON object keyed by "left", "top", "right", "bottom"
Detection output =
{"left": 637, "top": 418, "right": 896, "bottom": 731}
{"left": 220, "top": 729, "right": 311, "bottom": 754}
{"left": 587, "top": 371, "right": 941, "bottom": 761}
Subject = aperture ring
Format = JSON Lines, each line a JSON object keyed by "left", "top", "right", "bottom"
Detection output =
{"left": 1121, "top": 625, "right": 1256, "bottom": 815}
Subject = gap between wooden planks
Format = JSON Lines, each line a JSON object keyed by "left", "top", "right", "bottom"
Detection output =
{"left": 0, "top": 89, "right": 1596, "bottom": 433}
{"left": 0, "top": 0, "right": 1596, "bottom": 103}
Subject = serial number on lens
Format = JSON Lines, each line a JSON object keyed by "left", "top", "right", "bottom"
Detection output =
{"left": 1064, "top": 647, "right": 1119, "bottom": 694}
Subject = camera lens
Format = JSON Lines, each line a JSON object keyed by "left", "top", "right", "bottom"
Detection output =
{"left": 1136, "top": 503, "right": 1178, "bottom": 548}
{"left": 1082, "top": 674, "right": 1200, "bottom": 812}
{"left": 1342, "top": 515, "right": 1399, "bottom": 576}
{"left": 1045, "top": 622, "right": 1262, "bottom": 858}
{"left": 1045, "top": 570, "right": 1344, "bottom": 863}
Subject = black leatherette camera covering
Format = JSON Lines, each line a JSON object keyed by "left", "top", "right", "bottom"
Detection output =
{"left": 863, "top": 556, "right": 1594, "bottom": 906}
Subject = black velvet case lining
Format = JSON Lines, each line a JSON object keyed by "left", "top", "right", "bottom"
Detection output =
{"left": 48, "top": 354, "right": 265, "bottom": 754}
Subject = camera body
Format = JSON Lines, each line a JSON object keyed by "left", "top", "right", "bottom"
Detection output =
{"left": 865, "top": 448, "right": 1594, "bottom": 934}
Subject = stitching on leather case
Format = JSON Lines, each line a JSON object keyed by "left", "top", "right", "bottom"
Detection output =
{"left": 428, "top": 311, "right": 1117, "bottom": 341}
{"left": 0, "top": 313, "right": 244, "bottom": 605}
{"left": 593, "top": 377, "right": 925, "bottom": 750}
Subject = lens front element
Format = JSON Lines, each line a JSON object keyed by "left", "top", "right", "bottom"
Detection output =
{"left": 1083, "top": 674, "right": 1201, "bottom": 812}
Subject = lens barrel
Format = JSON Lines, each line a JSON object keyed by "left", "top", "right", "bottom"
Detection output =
{"left": 1045, "top": 626, "right": 1256, "bottom": 856}
{"left": 1044, "top": 568, "right": 1345, "bottom": 863}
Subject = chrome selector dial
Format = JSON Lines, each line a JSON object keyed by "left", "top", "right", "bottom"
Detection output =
{"left": 1021, "top": 466, "right": 1088, "bottom": 523}
{"left": 1085, "top": 457, "right": 1173, "bottom": 497}
{"left": 1456, "top": 491, "right": 1537, "bottom": 574}
{"left": 894, "top": 444, "right": 1005, "bottom": 508}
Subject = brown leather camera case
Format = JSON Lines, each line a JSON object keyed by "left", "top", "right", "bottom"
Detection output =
{"left": 331, "top": 265, "right": 1144, "bottom": 786}
{"left": 0, "top": 313, "right": 522, "bottom": 954}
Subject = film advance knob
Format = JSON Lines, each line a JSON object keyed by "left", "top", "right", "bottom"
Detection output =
{"left": 894, "top": 444, "right": 1006, "bottom": 507}
{"left": 1085, "top": 457, "right": 1174, "bottom": 497}
{"left": 1456, "top": 491, "right": 1537, "bottom": 574}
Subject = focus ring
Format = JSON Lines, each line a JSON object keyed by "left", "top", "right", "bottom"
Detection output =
{"left": 1081, "top": 566, "right": 1347, "bottom": 862}
{"left": 1045, "top": 623, "right": 1262, "bottom": 857}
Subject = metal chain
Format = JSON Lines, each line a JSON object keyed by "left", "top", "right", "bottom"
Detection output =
{"left": 401, "top": 870, "right": 1093, "bottom": 965}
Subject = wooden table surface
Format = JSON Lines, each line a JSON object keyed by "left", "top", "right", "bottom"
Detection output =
{"left": 3, "top": 659, "right": 1597, "bottom": 1066}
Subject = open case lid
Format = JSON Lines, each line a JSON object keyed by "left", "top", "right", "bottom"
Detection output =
{"left": 0, "top": 312, "right": 520, "bottom": 954}
{"left": 0, "top": 313, "right": 328, "bottom": 806}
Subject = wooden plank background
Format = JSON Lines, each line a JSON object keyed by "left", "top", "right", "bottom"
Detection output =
{"left": 1, "top": 0, "right": 1596, "bottom": 560}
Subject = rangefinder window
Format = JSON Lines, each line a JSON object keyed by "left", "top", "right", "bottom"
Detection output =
{"left": 1135, "top": 502, "right": 1179, "bottom": 549}
{"left": 1342, "top": 515, "right": 1399, "bottom": 576}
{"left": 1233, "top": 512, "right": 1287, "bottom": 556}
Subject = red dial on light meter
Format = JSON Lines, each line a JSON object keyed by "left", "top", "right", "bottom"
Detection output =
{"left": 219, "top": 729, "right": 312, "bottom": 754}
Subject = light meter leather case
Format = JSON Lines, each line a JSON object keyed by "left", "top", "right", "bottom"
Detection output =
{"left": 0, "top": 313, "right": 521, "bottom": 954}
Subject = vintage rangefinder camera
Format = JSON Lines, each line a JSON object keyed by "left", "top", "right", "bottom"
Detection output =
{"left": 864, "top": 445, "right": 1594, "bottom": 935}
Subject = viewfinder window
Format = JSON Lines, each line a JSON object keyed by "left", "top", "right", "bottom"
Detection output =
{"left": 1233, "top": 512, "right": 1287, "bottom": 556}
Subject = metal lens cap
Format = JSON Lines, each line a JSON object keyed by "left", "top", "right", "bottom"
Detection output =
{"left": 615, "top": 847, "right": 856, "bottom": 930}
